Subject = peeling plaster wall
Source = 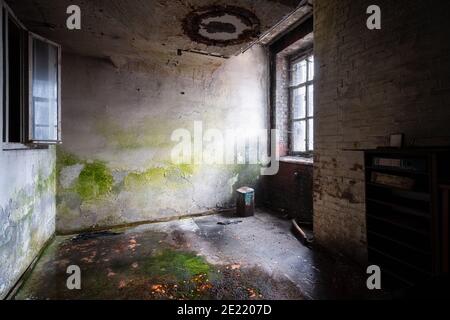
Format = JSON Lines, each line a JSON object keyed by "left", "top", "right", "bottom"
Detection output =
{"left": 8, "top": 0, "right": 296, "bottom": 62}
{"left": 314, "top": 0, "right": 450, "bottom": 263}
{"left": 57, "top": 46, "right": 268, "bottom": 233}
{"left": 0, "top": 149, "right": 56, "bottom": 298}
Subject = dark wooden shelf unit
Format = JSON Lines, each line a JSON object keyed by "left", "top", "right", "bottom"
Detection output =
{"left": 364, "top": 148, "right": 450, "bottom": 288}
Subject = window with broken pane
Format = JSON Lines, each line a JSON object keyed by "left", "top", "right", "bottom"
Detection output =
{"left": 289, "top": 54, "right": 314, "bottom": 154}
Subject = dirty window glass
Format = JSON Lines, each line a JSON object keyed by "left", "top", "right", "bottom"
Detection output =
{"left": 30, "top": 37, "right": 60, "bottom": 142}
{"left": 290, "top": 54, "right": 314, "bottom": 153}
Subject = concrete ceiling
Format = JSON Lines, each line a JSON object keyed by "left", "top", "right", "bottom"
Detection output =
{"left": 7, "top": 0, "right": 300, "bottom": 65}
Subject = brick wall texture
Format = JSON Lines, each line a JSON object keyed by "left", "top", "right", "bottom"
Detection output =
{"left": 275, "top": 54, "right": 290, "bottom": 156}
{"left": 314, "top": 0, "right": 450, "bottom": 262}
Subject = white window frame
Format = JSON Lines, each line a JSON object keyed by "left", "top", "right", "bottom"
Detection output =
{"left": 1, "top": 1, "right": 61, "bottom": 150}
{"left": 289, "top": 51, "right": 314, "bottom": 156}
{"left": 28, "top": 32, "right": 62, "bottom": 144}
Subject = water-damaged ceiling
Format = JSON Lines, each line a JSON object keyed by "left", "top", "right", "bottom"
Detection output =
{"left": 7, "top": 0, "right": 300, "bottom": 65}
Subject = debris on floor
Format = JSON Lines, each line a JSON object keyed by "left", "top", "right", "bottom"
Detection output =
{"left": 292, "top": 219, "right": 314, "bottom": 247}
{"left": 14, "top": 211, "right": 371, "bottom": 300}
{"left": 71, "top": 231, "right": 122, "bottom": 242}
{"left": 217, "top": 220, "right": 243, "bottom": 226}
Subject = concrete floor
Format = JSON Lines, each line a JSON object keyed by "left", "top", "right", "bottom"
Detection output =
{"left": 14, "top": 210, "right": 375, "bottom": 300}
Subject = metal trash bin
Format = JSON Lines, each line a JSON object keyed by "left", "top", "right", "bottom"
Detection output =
{"left": 236, "top": 187, "right": 255, "bottom": 217}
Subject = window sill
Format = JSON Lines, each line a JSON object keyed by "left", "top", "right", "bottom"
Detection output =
{"left": 279, "top": 156, "right": 313, "bottom": 165}
{"left": 2, "top": 143, "right": 49, "bottom": 151}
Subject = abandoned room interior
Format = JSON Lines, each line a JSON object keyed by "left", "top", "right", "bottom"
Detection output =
{"left": 0, "top": 0, "right": 449, "bottom": 301}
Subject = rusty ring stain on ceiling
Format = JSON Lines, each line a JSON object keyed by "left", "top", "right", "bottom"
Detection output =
{"left": 183, "top": 5, "right": 261, "bottom": 47}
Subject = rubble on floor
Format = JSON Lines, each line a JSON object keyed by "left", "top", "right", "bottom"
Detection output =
{"left": 15, "top": 211, "right": 374, "bottom": 300}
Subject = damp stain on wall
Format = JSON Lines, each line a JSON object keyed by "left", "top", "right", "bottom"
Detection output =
{"left": 55, "top": 145, "right": 262, "bottom": 234}
{"left": 0, "top": 150, "right": 56, "bottom": 299}
{"left": 183, "top": 6, "right": 261, "bottom": 47}
{"left": 57, "top": 46, "right": 268, "bottom": 234}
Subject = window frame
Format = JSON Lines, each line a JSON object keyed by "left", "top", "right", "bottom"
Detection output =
{"left": 2, "top": 3, "right": 29, "bottom": 149}
{"left": 288, "top": 49, "right": 314, "bottom": 157}
{"left": 1, "top": 1, "right": 61, "bottom": 150}
{"left": 28, "top": 32, "right": 62, "bottom": 144}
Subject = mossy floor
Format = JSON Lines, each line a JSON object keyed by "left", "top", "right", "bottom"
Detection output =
{"left": 14, "top": 211, "right": 370, "bottom": 300}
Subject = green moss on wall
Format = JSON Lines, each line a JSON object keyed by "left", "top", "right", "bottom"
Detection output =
{"left": 56, "top": 148, "right": 116, "bottom": 202}
{"left": 125, "top": 167, "right": 166, "bottom": 188}
{"left": 28, "top": 231, "right": 48, "bottom": 257}
{"left": 75, "top": 161, "right": 114, "bottom": 201}
{"left": 123, "top": 163, "right": 197, "bottom": 190}
{"left": 56, "top": 147, "right": 81, "bottom": 171}
{"left": 10, "top": 190, "right": 35, "bottom": 222}
{"left": 177, "top": 163, "right": 195, "bottom": 177}
{"left": 36, "top": 168, "right": 56, "bottom": 195}
{"left": 9, "top": 165, "right": 56, "bottom": 223}
{"left": 56, "top": 147, "right": 82, "bottom": 193}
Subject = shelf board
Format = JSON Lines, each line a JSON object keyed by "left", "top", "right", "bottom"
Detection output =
{"left": 366, "top": 198, "right": 430, "bottom": 219}
{"left": 366, "top": 166, "right": 428, "bottom": 176}
{"left": 368, "top": 230, "right": 431, "bottom": 256}
{"left": 367, "top": 213, "right": 430, "bottom": 236}
{"left": 367, "top": 182, "right": 430, "bottom": 201}
{"left": 368, "top": 246, "right": 432, "bottom": 276}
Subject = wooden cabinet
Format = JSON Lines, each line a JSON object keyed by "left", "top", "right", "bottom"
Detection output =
{"left": 263, "top": 160, "right": 313, "bottom": 222}
{"left": 364, "top": 148, "right": 450, "bottom": 288}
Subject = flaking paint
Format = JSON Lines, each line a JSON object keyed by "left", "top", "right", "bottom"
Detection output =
{"left": 57, "top": 46, "right": 269, "bottom": 233}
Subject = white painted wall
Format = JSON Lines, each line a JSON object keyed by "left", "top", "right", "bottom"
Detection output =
{"left": 57, "top": 45, "right": 269, "bottom": 233}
